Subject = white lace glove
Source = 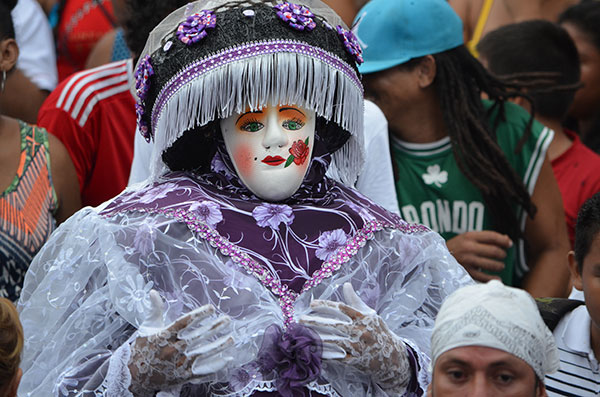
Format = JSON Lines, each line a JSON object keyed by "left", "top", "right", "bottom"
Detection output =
{"left": 128, "top": 290, "right": 235, "bottom": 396}
{"left": 299, "top": 283, "right": 411, "bottom": 393}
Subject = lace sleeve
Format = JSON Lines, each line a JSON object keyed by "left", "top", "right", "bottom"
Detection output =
{"left": 294, "top": 228, "right": 473, "bottom": 395}
{"left": 17, "top": 208, "right": 283, "bottom": 396}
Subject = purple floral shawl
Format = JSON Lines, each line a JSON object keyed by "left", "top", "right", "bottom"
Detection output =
{"left": 100, "top": 146, "right": 426, "bottom": 327}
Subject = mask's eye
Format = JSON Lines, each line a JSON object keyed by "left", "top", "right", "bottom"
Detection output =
{"left": 282, "top": 118, "right": 305, "bottom": 131}
{"left": 240, "top": 119, "right": 263, "bottom": 133}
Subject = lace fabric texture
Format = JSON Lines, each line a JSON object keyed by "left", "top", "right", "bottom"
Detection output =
{"left": 336, "top": 314, "right": 410, "bottom": 393}
{"left": 17, "top": 207, "right": 471, "bottom": 396}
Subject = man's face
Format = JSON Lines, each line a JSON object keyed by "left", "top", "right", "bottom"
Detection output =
{"left": 573, "top": 234, "right": 600, "bottom": 342}
{"left": 429, "top": 346, "right": 545, "bottom": 397}
{"left": 562, "top": 22, "right": 600, "bottom": 120}
{"left": 220, "top": 104, "right": 315, "bottom": 201}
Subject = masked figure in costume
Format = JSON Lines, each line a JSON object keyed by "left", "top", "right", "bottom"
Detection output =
{"left": 17, "top": 1, "right": 471, "bottom": 396}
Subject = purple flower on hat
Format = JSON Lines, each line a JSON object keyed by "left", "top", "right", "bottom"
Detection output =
{"left": 315, "top": 229, "right": 347, "bottom": 261}
{"left": 252, "top": 203, "right": 295, "bottom": 229}
{"left": 336, "top": 25, "right": 363, "bottom": 64}
{"left": 176, "top": 10, "right": 216, "bottom": 45}
{"left": 134, "top": 55, "right": 154, "bottom": 142}
{"left": 274, "top": 2, "right": 316, "bottom": 31}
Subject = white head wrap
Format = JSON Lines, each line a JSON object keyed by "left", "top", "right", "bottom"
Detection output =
{"left": 431, "top": 280, "right": 559, "bottom": 380}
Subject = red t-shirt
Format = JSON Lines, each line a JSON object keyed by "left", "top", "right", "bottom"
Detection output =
{"left": 38, "top": 59, "right": 135, "bottom": 207}
{"left": 56, "top": 0, "right": 115, "bottom": 81}
{"left": 552, "top": 129, "right": 600, "bottom": 247}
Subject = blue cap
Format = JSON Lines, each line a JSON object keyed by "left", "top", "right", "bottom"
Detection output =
{"left": 354, "top": 0, "right": 464, "bottom": 74}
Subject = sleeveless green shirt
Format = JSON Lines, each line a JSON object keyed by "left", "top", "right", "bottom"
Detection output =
{"left": 392, "top": 100, "right": 553, "bottom": 285}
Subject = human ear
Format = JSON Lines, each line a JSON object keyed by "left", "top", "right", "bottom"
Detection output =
{"left": 537, "top": 377, "right": 548, "bottom": 397}
{"left": 0, "top": 38, "right": 19, "bottom": 73}
{"left": 567, "top": 251, "right": 583, "bottom": 291}
{"left": 416, "top": 55, "right": 436, "bottom": 88}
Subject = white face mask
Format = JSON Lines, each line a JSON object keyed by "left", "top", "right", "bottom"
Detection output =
{"left": 220, "top": 105, "right": 316, "bottom": 201}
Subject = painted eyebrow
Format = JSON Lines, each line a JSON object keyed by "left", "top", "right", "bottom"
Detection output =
{"left": 279, "top": 107, "right": 305, "bottom": 116}
{"left": 236, "top": 110, "right": 263, "bottom": 124}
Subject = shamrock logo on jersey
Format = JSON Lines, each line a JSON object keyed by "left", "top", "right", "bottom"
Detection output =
{"left": 422, "top": 164, "right": 448, "bottom": 188}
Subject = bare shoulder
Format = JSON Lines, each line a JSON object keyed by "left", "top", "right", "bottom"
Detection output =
{"left": 46, "top": 131, "right": 81, "bottom": 222}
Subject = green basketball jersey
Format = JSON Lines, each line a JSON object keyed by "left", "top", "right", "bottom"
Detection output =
{"left": 392, "top": 100, "right": 553, "bottom": 286}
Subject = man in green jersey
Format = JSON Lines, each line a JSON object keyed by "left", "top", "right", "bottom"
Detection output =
{"left": 353, "top": 0, "right": 570, "bottom": 297}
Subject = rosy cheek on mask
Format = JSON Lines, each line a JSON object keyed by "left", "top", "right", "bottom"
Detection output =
{"left": 233, "top": 144, "right": 255, "bottom": 177}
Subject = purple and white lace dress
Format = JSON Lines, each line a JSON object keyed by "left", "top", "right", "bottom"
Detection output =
{"left": 17, "top": 166, "right": 471, "bottom": 396}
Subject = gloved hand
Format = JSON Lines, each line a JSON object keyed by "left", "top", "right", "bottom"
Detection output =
{"left": 128, "top": 290, "right": 235, "bottom": 395}
{"left": 299, "top": 283, "right": 410, "bottom": 393}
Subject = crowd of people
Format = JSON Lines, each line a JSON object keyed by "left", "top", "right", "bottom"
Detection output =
{"left": 1, "top": 0, "right": 600, "bottom": 395}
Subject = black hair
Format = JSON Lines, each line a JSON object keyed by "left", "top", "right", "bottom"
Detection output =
{"left": 477, "top": 20, "right": 581, "bottom": 121}
{"left": 381, "top": 46, "right": 536, "bottom": 240}
{"left": 0, "top": 0, "right": 17, "bottom": 40}
{"left": 123, "top": 0, "right": 193, "bottom": 60}
{"left": 559, "top": 0, "right": 600, "bottom": 51}
{"left": 574, "top": 192, "right": 600, "bottom": 272}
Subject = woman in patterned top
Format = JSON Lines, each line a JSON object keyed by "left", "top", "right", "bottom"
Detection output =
{"left": 0, "top": 0, "right": 80, "bottom": 301}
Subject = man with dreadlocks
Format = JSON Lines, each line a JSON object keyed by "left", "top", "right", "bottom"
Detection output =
{"left": 354, "top": 0, "right": 570, "bottom": 297}
{"left": 478, "top": 19, "right": 600, "bottom": 249}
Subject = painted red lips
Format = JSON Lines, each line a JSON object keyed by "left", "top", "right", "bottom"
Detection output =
{"left": 262, "top": 155, "right": 286, "bottom": 166}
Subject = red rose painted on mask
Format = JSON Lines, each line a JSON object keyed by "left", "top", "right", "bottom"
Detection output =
{"left": 285, "top": 138, "right": 310, "bottom": 167}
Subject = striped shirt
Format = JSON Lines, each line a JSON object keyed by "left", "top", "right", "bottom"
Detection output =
{"left": 546, "top": 305, "right": 600, "bottom": 396}
{"left": 37, "top": 59, "right": 136, "bottom": 207}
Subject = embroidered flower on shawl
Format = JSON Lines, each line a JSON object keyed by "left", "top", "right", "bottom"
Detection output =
{"left": 336, "top": 25, "right": 363, "bottom": 65}
{"left": 133, "top": 221, "right": 157, "bottom": 256}
{"left": 229, "top": 364, "right": 263, "bottom": 392}
{"left": 274, "top": 3, "right": 317, "bottom": 31}
{"left": 315, "top": 228, "right": 348, "bottom": 260}
{"left": 138, "top": 182, "right": 178, "bottom": 204}
{"left": 120, "top": 274, "right": 154, "bottom": 314}
{"left": 211, "top": 152, "right": 233, "bottom": 177}
{"left": 258, "top": 324, "right": 322, "bottom": 397}
{"left": 134, "top": 55, "right": 154, "bottom": 142}
{"left": 50, "top": 247, "right": 76, "bottom": 280}
{"left": 360, "top": 279, "right": 381, "bottom": 310}
{"left": 176, "top": 11, "right": 216, "bottom": 45}
{"left": 252, "top": 203, "right": 295, "bottom": 229}
{"left": 190, "top": 200, "right": 223, "bottom": 228}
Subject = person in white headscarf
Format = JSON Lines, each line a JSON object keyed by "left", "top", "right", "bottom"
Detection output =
{"left": 428, "top": 280, "right": 559, "bottom": 397}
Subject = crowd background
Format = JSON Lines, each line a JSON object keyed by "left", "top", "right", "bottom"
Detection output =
{"left": 1, "top": 0, "right": 600, "bottom": 395}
